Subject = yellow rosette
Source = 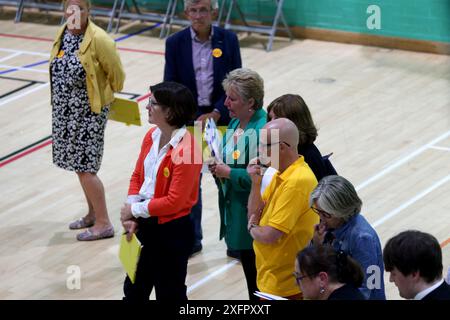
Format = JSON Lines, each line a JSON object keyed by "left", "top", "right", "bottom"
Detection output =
{"left": 212, "top": 48, "right": 223, "bottom": 58}
{"left": 163, "top": 167, "right": 170, "bottom": 178}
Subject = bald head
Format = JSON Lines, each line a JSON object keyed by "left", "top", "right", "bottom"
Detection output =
{"left": 264, "top": 118, "right": 299, "bottom": 149}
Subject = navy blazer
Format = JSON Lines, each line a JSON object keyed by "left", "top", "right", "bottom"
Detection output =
{"left": 422, "top": 281, "right": 450, "bottom": 300}
{"left": 164, "top": 26, "right": 242, "bottom": 125}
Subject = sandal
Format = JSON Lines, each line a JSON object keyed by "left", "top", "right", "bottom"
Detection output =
{"left": 69, "top": 217, "right": 95, "bottom": 230}
{"left": 76, "top": 226, "right": 115, "bottom": 241}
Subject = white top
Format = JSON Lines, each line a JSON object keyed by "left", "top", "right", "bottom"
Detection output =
{"left": 414, "top": 279, "right": 444, "bottom": 300}
{"left": 127, "top": 126, "right": 186, "bottom": 218}
{"left": 260, "top": 167, "right": 278, "bottom": 196}
{"left": 446, "top": 266, "right": 450, "bottom": 284}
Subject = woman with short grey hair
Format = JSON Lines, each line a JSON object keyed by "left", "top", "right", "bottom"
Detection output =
{"left": 222, "top": 68, "right": 264, "bottom": 111}
{"left": 309, "top": 175, "right": 386, "bottom": 300}
{"left": 310, "top": 174, "right": 362, "bottom": 222}
{"left": 208, "top": 67, "right": 266, "bottom": 300}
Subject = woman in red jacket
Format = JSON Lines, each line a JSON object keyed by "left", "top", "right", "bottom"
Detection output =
{"left": 120, "top": 82, "right": 202, "bottom": 301}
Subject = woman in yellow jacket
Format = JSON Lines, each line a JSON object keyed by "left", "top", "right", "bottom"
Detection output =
{"left": 49, "top": 0, "right": 125, "bottom": 241}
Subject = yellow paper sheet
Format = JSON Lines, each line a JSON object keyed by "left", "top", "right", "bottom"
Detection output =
{"left": 119, "top": 233, "right": 143, "bottom": 284}
{"left": 109, "top": 97, "right": 141, "bottom": 126}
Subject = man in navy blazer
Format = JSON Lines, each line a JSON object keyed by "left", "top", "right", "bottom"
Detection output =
{"left": 164, "top": 0, "right": 242, "bottom": 256}
{"left": 164, "top": 0, "right": 241, "bottom": 126}
{"left": 384, "top": 230, "right": 450, "bottom": 300}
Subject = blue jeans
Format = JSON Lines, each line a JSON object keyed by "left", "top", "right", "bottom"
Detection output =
{"left": 190, "top": 174, "right": 202, "bottom": 247}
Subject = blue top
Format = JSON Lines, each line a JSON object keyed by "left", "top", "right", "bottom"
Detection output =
{"left": 331, "top": 214, "right": 386, "bottom": 300}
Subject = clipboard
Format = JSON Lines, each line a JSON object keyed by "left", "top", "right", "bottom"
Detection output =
{"left": 254, "top": 291, "right": 288, "bottom": 300}
{"left": 119, "top": 232, "right": 143, "bottom": 284}
{"left": 109, "top": 97, "right": 142, "bottom": 126}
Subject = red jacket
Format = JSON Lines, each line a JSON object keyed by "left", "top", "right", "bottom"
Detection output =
{"left": 128, "top": 127, "right": 202, "bottom": 224}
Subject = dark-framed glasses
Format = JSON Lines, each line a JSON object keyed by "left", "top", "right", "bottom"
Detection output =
{"left": 310, "top": 206, "right": 333, "bottom": 219}
{"left": 293, "top": 271, "right": 316, "bottom": 285}
{"left": 260, "top": 141, "right": 291, "bottom": 148}
{"left": 148, "top": 98, "right": 161, "bottom": 109}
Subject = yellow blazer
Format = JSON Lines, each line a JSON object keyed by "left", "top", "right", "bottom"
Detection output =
{"left": 49, "top": 20, "right": 125, "bottom": 114}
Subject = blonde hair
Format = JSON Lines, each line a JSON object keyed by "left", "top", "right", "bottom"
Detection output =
{"left": 222, "top": 68, "right": 264, "bottom": 110}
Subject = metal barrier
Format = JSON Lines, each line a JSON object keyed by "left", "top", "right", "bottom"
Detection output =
{"left": 223, "top": 0, "right": 292, "bottom": 51}
{"left": 0, "top": 0, "right": 20, "bottom": 7}
{"left": 114, "top": 0, "right": 169, "bottom": 37}
{"left": 1, "top": 0, "right": 293, "bottom": 50}
{"left": 7, "top": 0, "right": 120, "bottom": 33}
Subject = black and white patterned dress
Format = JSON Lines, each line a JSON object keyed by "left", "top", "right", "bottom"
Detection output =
{"left": 51, "top": 29, "right": 109, "bottom": 173}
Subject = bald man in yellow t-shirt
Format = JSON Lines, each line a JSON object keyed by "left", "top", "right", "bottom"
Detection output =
{"left": 247, "top": 118, "right": 319, "bottom": 299}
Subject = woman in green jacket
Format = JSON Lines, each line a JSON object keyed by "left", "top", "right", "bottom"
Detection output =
{"left": 209, "top": 68, "right": 266, "bottom": 300}
{"left": 50, "top": 0, "right": 125, "bottom": 241}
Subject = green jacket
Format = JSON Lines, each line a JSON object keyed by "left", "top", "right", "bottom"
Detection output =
{"left": 216, "top": 109, "right": 267, "bottom": 250}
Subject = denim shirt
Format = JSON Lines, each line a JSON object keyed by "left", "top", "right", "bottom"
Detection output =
{"left": 331, "top": 214, "right": 386, "bottom": 300}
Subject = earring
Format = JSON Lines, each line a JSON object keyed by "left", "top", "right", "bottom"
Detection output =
{"left": 319, "top": 287, "right": 325, "bottom": 294}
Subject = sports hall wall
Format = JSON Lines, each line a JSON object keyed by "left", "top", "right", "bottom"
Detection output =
{"left": 93, "top": 0, "right": 450, "bottom": 53}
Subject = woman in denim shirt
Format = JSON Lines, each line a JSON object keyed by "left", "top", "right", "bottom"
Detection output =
{"left": 309, "top": 175, "right": 386, "bottom": 300}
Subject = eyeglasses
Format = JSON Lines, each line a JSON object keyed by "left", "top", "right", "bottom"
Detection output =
{"left": 293, "top": 271, "right": 316, "bottom": 285}
{"left": 259, "top": 141, "right": 291, "bottom": 148}
{"left": 310, "top": 206, "right": 333, "bottom": 219}
{"left": 148, "top": 98, "right": 161, "bottom": 109}
{"left": 187, "top": 7, "right": 210, "bottom": 17}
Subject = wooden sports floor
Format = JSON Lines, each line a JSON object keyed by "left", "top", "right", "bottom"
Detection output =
{"left": 0, "top": 11, "right": 449, "bottom": 300}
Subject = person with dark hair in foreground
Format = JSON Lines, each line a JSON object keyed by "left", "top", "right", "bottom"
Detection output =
{"left": 295, "top": 245, "right": 365, "bottom": 300}
{"left": 120, "top": 82, "right": 202, "bottom": 301}
{"left": 383, "top": 230, "right": 450, "bottom": 300}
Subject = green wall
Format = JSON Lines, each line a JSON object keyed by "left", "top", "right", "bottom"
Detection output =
{"left": 93, "top": 0, "right": 450, "bottom": 43}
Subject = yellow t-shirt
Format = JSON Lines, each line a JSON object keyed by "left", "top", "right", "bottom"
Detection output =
{"left": 254, "top": 156, "right": 319, "bottom": 296}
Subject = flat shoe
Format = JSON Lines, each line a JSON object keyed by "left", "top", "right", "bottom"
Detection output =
{"left": 69, "top": 217, "right": 95, "bottom": 230}
{"left": 76, "top": 226, "right": 114, "bottom": 241}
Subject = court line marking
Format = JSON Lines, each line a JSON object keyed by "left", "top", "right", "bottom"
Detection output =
{"left": 0, "top": 74, "right": 46, "bottom": 83}
{"left": 187, "top": 260, "right": 239, "bottom": 295}
{"left": 441, "top": 237, "right": 450, "bottom": 249}
{"left": 429, "top": 145, "right": 450, "bottom": 152}
{"left": 372, "top": 174, "right": 450, "bottom": 228}
{"left": 114, "top": 23, "right": 161, "bottom": 42}
{"left": 356, "top": 130, "right": 450, "bottom": 191}
{"left": 0, "top": 52, "right": 22, "bottom": 63}
{"left": 0, "top": 135, "right": 52, "bottom": 163}
{"left": 0, "top": 82, "right": 49, "bottom": 107}
{"left": 0, "top": 28, "right": 165, "bottom": 56}
{"left": 0, "top": 33, "right": 53, "bottom": 42}
{"left": 116, "top": 46, "right": 165, "bottom": 56}
{"left": 0, "top": 64, "right": 48, "bottom": 74}
{"left": 0, "top": 23, "right": 164, "bottom": 76}
{"left": 0, "top": 91, "right": 150, "bottom": 167}
{"left": 0, "top": 81, "right": 37, "bottom": 99}
{"left": 0, "top": 139, "right": 52, "bottom": 168}
{"left": 0, "top": 48, "right": 48, "bottom": 57}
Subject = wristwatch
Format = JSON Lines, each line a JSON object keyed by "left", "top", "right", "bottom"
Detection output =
{"left": 248, "top": 223, "right": 258, "bottom": 233}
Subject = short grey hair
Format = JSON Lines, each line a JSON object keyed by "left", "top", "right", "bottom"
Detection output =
{"left": 309, "top": 175, "right": 362, "bottom": 222}
{"left": 222, "top": 68, "right": 264, "bottom": 110}
{"left": 184, "top": 0, "right": 218, "bottom": 10}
